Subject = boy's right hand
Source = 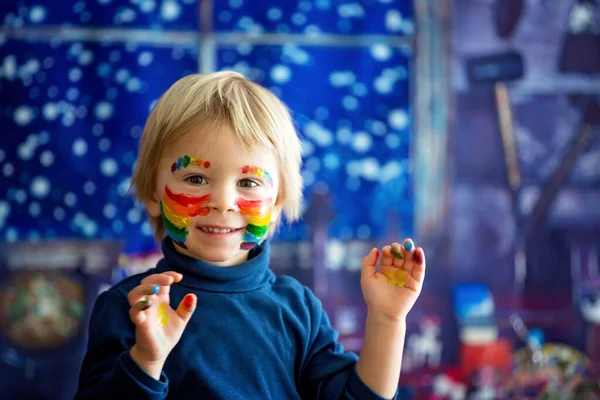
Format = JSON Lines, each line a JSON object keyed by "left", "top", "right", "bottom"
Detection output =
{"left": 127, "top": 272, "right": 196, "bottom": 379}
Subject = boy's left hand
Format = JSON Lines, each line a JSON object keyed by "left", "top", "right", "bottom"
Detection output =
{"left": 360, "top": 238, "right": 426, "bottom": 322}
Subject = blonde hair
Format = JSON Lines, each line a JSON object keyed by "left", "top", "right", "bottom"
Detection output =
{"left": 131, "top": 71, "right": 303, "bottom": 242}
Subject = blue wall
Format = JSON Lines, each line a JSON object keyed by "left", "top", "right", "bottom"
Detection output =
{"left": 0, "top": 0, "right": 414, "bottom": 254}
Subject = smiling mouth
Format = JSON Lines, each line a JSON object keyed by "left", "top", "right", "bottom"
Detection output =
{"left": 197, "top": 226, "right": 243, "bottom": 234}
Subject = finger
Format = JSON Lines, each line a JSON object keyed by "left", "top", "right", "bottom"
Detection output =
{"left": 360, "top": 248, "right": 379, "bottom": 280}
{"left": 412, "top": 247, "right": 426, "bottom": 283}
{"left": 161, "top": 271, "right": 183, "bottom": 283}
{"left": 129, "top": 298, "right": 151, "bottom": 326}
{"left": 391, "top": 243, "right": 404, "bottom": 260}
{"left": 402, "top": 238, "right": 415, "bottom": 265}
{"left": 380, "top": 246, "right": 394, "bottom": 267}
{"left": 132, "top": 297, "right": 152, "bottom": 311}
{"left": 390, "top": 242, "right": 405, "bottom": 268}
{"left": 140, "top": 272, "right": 183, "bottom": 287}
{"left": 175, "top": 294, "right": 197, "bottom": 324}
{"left": 127, "top": 284, "right": 160, "bottom": 306}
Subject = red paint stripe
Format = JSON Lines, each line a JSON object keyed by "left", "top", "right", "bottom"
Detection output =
{"left": 165, "top": 186, "right": 211, "bottom": 207}
{"left": 235, "top": 197, "right": 273, "bottom": 209}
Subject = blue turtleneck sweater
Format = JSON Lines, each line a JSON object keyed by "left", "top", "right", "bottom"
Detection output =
{"left": 75, "top": 239, "right": 395, "bottom": 400}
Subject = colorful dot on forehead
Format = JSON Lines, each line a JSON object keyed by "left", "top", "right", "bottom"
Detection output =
{"left": 171, "top": 155, "right": 210, "bottom": 173}
{"left": 242, "top": 165, "right": 272, "bottom": 186}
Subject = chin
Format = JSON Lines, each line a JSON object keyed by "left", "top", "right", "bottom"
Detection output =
{"left": 189, "top": 245, "right": 247, "bottom": 266}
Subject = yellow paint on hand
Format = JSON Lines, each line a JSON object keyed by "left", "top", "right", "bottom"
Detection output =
{"left": 157, "top": 303, "right": 169, "bottom": 327}
{"left": 381, "top": 269, "right": 409, "bottom": 287}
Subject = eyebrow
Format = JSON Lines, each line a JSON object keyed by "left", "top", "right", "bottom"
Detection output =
{"left": 171, "top": 155, "right": 211, "bottom": 173}
{"left": 242, "top": 165, "right": 273, "bottom": 186}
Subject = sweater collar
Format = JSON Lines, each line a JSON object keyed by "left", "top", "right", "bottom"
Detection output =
{"left": 156, "top": 238, "right": 274, "bottom": 293}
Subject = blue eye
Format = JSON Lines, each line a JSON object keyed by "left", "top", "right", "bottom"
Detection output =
{"left": 238, "top": 179, "right": 258, "bottom": 188}
{"left": 186, "top": 175, "right": 207, "bottom": 185}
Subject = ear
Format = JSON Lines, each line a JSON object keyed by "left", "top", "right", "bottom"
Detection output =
{"left": 144, "top": 192, "right": 161, "bottom": 218}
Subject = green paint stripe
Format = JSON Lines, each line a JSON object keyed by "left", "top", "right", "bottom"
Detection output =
{"left": 246, "top": 224, "right": 268, "bottom": 237}
{"left": 161, "top": 210, "right": 188, "bottom": 237}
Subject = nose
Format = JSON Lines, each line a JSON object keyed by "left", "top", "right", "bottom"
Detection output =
{"left": 207, "top": 183, "right": 238, "bottom": 213}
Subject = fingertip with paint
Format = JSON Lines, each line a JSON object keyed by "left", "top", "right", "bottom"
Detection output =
{"left": 143, "top": 284, "right": 159, "bottom": 295}
{"left": 183, "top": 294, "right": 195, "bottom": 310}
{"left": 414, "top": 248, "right": 423, "bottom": 265}
{"left": 404, "top": 239, "right": 414, "bottom": 252}
{"left": 133, "top": 298, "right": 152, "bottom": 311}
{"left": 391, "top": 246, "right": 403, "bottom": 259}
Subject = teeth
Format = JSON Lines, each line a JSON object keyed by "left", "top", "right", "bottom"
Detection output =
{"left": 201, "top": 227, "right": 232, "bottom": 233}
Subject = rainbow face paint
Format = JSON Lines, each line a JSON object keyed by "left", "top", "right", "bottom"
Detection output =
{"left": 171, "top": 155, "right": 210, "bottom": 173}
{"left": 242, "top": 165, "right": 273, "bottom": 187}
{"left": 236, "top": 165, "right": 275, "bottom": 250}
{"left": 161, "top": 185, "right": 211, "bottom": 249}
{"left": 236, "top": 197, "right": 273, "bottom": 250}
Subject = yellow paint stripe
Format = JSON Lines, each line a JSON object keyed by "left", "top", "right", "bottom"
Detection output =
{"left": 247, "top": 213, "right": 271, "bottom": 226}
{"left": 162, "top": 201, "right": 191, "bottom": 228}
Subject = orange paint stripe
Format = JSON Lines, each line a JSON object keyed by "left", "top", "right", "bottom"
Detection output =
{"left": 240, "top": 208, "right": 269, "bottom": 216}
{"left": 163, "top": 194, "right": 193, "bottom": 216}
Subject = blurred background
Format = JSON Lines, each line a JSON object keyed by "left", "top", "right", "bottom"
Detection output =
{"left": 0, "top": 0, "right": 599, "bottom": 398}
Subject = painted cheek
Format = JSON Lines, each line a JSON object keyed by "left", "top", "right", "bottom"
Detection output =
{"left": 236, "top": 197, "right": 274, "bottom": 250}
{"left": 160, "top": 185, "right": 211, "bottom": 248}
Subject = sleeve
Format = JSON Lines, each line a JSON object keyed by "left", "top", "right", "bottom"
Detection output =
{"left": 74, "top": 290, "right": 169, "bottom": 400}
{"left": 298, "top": 288, "right": 398, "bottom": 400}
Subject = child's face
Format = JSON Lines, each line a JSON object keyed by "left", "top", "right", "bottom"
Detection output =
{"left": 146, "top": 124, "right": 281, "bottom": 267}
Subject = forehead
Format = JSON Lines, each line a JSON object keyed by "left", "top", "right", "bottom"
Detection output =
{"left": 164, "top": 124, "right": 278, "bottom": 171}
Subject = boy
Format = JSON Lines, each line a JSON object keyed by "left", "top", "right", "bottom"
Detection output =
{"left": 75, "top": 71, "right": 426, "bottom": 399}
